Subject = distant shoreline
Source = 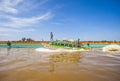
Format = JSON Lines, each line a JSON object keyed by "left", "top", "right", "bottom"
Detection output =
{"left": 0, "top": 41, "right": 120, "bottom": 44}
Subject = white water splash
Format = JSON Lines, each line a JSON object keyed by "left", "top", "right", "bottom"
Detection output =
{"left": 35, "top": 48, "right": 83, "bottom": 53}
{"left": 102, "top": 45, "right": 120, "bottom": 53}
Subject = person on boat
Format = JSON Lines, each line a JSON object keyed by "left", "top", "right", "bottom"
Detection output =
{"left": 87, "top": 43, "right": 90, "bottom": 47}
{"left": 7, "top": 41, "right": 11, "bottom": 48}
{"left": 50, "top": 32, "right": 53, "bottom": 42}
{"left": 77, "top": 38, "right": 80, "bottom": 47}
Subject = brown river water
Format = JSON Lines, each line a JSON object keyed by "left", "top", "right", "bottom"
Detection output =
{"left": 0, "top": 48, "right": 120, "bottom": 81}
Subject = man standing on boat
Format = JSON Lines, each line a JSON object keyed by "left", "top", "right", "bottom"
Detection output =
{"left": 77, "top": 38, "right": 80, "bottom": 47}
{"left": 7, "top": 41, "right": 11, "bottom": 48}
{"left": 50, "top": 32, "right": 53, "bottom": 42}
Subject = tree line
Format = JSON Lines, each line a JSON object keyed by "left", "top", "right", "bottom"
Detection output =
{"left": 21, "top": 37, "right": 34, "bottom": 42}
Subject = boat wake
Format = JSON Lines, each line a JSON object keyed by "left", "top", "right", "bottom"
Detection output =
{"left": 102, "top": 44, "right": 120, "bottom": 53}
{"left": 35, "top": 48, "right": 82, "bottom": 53}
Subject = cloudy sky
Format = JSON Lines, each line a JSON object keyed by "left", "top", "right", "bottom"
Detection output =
{"left": 0, "top": 0, "right": 120, "bottom": 41}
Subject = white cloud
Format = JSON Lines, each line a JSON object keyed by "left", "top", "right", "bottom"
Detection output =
{"left": 0, "top": 33, "right": 10, "bottom": 36}
{"left": 0, "top": 0, "right": 54, "bottom": 40}
{"left": 0, "top": 28, "right": 35, "bottom": 32}
{"left": 0, "top": 0, "right": 51, "bottom": 14}
{"left": 0, "top": 28, "right": 35, "bottom": 40}
{"left": 0, "top": 12, "right": 52, "bottom": 28}
{"left": 0, "top": 0, "right": 23, "bottom": 14}
{"left": 0, "top": 0, "right": 53, "bottom": 28}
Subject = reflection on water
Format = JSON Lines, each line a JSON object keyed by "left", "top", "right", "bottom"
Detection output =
{"left": 49, "top": 52, "right": 84, "bottom": 72}
{"left": 0, "top": 48, "right": 120, "bottom": 81}
{"left": 7, "top": 47, "right": 11, "bottom": 56}
{"left": 50, "top": 52, "right": 84, "bottom": 63}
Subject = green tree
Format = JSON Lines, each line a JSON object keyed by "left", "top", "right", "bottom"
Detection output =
{"left": 22, "top": 37, "right": 26, "bottom": 41}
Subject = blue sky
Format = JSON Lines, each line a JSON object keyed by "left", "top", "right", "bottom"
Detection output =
{"left": 0, "top": 0, "right": 120, "bottom": 41}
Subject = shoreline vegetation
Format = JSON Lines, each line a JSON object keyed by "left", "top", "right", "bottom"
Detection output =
{"left": 0, "top": 40, "right": 120, "bottom": 44}
{"left": 0, "top": 40, "right": 120, "bottom": 51}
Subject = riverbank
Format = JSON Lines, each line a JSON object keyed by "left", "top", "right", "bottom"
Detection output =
{"left": 0, "top": 41, "right": 120, "bottom": 44}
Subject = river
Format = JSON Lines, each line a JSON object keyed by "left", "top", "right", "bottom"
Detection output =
{"left": 0, "top": 48, "right": 120, "bottom": 81}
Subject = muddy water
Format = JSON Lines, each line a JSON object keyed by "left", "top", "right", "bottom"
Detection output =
{"left": 0, "top": 48, "right": 120, "bottom": 81}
